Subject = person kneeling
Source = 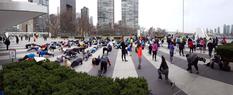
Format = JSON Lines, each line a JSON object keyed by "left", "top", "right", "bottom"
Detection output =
{"left": 158, "top": 56, "right": 174, "bottom": 86}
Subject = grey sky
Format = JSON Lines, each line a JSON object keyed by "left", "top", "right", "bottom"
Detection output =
{"left": 14, "top": 0, "right": 233, "bottom": 32}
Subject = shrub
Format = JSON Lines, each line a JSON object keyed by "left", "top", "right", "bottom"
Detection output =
{"left": 60, "top": 36, "right": 69, "bottom": 39}
{"left": 51, "top": 36, "right": 57, "bottom": 38}
{"left": 216, "top": 44, "right": 233, "bottom": 62}
{"left": 1, "top": 61, "right": 149, "bottom": 95}
{"left": 74, "top": 36, "right": 84, "bottom": 40}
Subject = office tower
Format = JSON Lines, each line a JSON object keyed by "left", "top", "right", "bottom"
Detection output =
{"left": 80, "top": 7, "right": 90, "bottom": 36}
{"left": 60, "top": 0, "right": 76, "bottom": 35}
{"left": 217, "top": 27, "right": 220, "bottom": 34}
{"left": 97, "top": 0, "right": 114, "bottom": 26}
{"left": 122, "top": 0, "right": 138, "bottom": 30}
{"left": 223, "top": 24, "right": 227, "bottom": 34}
{"left": 31, "top": 0, "right": 49, "bottom": 32}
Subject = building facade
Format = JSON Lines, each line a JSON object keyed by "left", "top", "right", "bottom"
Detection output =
{"left": 97, "top": 0, "right": 114, "bottom": 26}
{"left": 30, "top": 0, "right": 49, "bottom": 32}
{"left": 121, "top": 0, "right": 138, "bottom": 30}
{"left": 60, "top": 0, "right": 76, "bottom": 36}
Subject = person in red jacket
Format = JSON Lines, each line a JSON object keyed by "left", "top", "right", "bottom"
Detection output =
{"left": 136, "top": 43, "right": 143, "bottom": 69}
{"left": 188, "top": 38, "right": 194, "bottom": 53}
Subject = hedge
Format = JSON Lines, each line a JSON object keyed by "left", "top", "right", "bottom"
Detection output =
{"left": 216, "top": 43, "right": 233, "bottom": 62}
{"left": 60, "top": 36, "right": 69, "bottom": 39}
{"left": 0, "top": 60, "right": 149, "bottom": 95}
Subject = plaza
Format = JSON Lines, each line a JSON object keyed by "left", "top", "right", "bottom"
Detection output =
{"left": 0, "top": 37, "right": 233, "bottom": 95}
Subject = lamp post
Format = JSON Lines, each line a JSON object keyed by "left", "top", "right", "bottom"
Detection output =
{"left": 182, "top": 0, "right": 184, "bottom": 33}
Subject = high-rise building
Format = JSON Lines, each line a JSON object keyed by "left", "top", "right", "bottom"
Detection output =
{"left": 31, "top": 0, "right": 49, "bottom": 32}
{"left": 223, "top": 24, "right": 227, "bottom": 34}
{"left": 122, "top": 0, "right": 139, "bottom": 30}
{"left": 217, "top": 27, "right": 220, "bottom": 34}
{"left": 231, "top": 25, "right": 233, "bottom": 34}
{"left": 81, "top": 7, "right": 89, "bottom": 24}
{"left": 80, "top": 7, "right": 90, "bottom": 36}
{"left": 97, "top": 0, "right": 114, "bottom": 26}
{"left": 60, "top": 0, "right": 76, "bottom": 35}
{"left": 226, "top": 25, "right": 231, "bottom": 34}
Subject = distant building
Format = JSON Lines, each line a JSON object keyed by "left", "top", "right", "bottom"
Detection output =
{"left": 60, "top": 0, "right": 76, "bottom": 36}
{"left": 81, "top": 7, "right": 89, "bottom": 24}
{"left": 231, "top": 25, "right": 233, "bottom": 34}
{"left": 97, "top": 0, "right": 114, "bottom": 26}
{"left": 223, "top": 24, "right": 227, "bottom": 34}
{"left": 217, "top": 27, "right": 220, "bottom": 34}
{"left": 122, "top": 0, "right": 139, "bottom": 30}
{"left": 226, "top": 25, "right": 231, "bottom": 34}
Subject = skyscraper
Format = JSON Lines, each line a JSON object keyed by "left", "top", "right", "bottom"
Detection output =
{"left": 122, "top": 0, "right": 138, "bottom": 30}
{"left": 81, "top": 7, "right": 89, "bottom": 23}
{"left": 227, "top": 25, "right": 231, "bottom": 34}
{"left": 217, "top": 27, "right": 220, "bottom": 34}
{"left": 80, "top": 7, "right": 90, "bottom": 36}
{"left": 223, "top": 24, "right": 227, "bottom": 34}
{"left": 231, "top": 25, "right": 233, "bottom": 34}
{"left": 31, "top": 0, "right": 49, "bottom": 32}
{"left": 60, "top": 0, "right": 76, "bottom": 35}
{"left": 97, "top": 0, "right": 114, "bottom": 26}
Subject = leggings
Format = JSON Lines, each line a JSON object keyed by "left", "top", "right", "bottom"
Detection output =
{"left": 152, "top": 51, "right": 157, "bottom": 60}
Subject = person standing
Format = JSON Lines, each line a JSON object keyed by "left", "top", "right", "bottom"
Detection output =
{"left": 168, "top": 42, "right": 175, "bottom": 63}
{"left": 120, "top": 39, "right": 127, "bottom": 62}
{"left": 136, "top": 43, "right": 143, "bottom": 69}
{"left": 4, "top": 37, "right": 10, "bottom": 50}
{"left": 16, "top": 36, "right": 19, "bottom": 44}
{"left": 207, "top": 38, "right": 214, "bottom": 58}
{"left": 152, "top": 41, "right": 158, "bottom": 61}
{"left": 179, "top": 40, "right": 185, "bottom": 56}
{"left": 188, "top": 38, "right": 194, "bottom": 53}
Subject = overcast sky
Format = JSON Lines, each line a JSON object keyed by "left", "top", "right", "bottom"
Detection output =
{"left": 13, "top": 0, "right": 233, "bottom": 32}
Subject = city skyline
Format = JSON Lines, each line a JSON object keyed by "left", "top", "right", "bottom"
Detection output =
{"left": 14, "top": 0, "right": 233, "bottom": 32}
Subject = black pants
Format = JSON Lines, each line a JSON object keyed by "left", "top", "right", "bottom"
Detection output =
{"left": 100, "top": 61, "right": 108, "bottom": 73}
{"left": 179, "top": 48, "right": 184, "bottom": 56}
{"left": 152, "top": 51, "right": 157, "bottom": 60}
{"left": 187, "top": 62, "right": 198, "bottom": 72}
{"left": 189, "top": 47, "right": 194, "bottom": 53}
{"left": 122, "top": 50, "right": 127, "bottom": 61}
{"left": 6, "top": 45, "right": 9, "bottom": 50}
{"left": 158, "top": 69, "right": 169, "bottom": 80}
{"left": 187, "top": 57, "right": 205, "bottom": 72}
{"left": 208, "top": 49, "right": 213, "bottom": 58}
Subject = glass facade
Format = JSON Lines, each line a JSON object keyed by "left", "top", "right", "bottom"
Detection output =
{"left": 97, "top": 0, "right": 114, "bottom": 26}
{"left": 122, "top": 0, "right": 138, "bottom": 29}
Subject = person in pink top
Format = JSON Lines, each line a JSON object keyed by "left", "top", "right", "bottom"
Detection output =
{"left": 136, "top": 43, "right": 143, "bottom": 69}
{"left": 152, "top": 41, "right": 158, "bottom": 61}
{"left": 200, "top": 38, "right": 205, "bottom": 53}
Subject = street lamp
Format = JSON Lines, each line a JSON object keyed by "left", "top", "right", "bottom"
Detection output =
{"left": 182, "top": 0, "right": 184, "bottom": 33}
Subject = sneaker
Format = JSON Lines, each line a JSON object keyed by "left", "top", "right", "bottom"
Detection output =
{"left": 138, "top": 65, "right": 141, "bottom": 69}
{"left": 158, "top": 76, "right": 162, "bottom": 80}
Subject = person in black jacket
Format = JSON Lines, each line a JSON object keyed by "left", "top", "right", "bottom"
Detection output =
{"left": 158, "top": 56, "right": 169, "bottom": 80}
{"left": 158, "top": 56, "right": 174, "bottom": 86}
{"left": 4, "top": 37, "right": 10, "bottom": 50}
{"left": 207, "top": 39, "right": 214, "bottom": 58}
{"left": 179, "top": 41, "right": 185, "bottom": 56}
{"left": 16, "top": 36, "right": 19, "bottom": 44}
{"left": 120, "top": 39, "right": 127, "bottom": 62}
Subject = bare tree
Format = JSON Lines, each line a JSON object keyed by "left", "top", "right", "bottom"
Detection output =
{"left": 60, "top": 10, "right": 76, "bottom": 36}
{"left": 48, "top": 14, "right": 60, "bottom": 36}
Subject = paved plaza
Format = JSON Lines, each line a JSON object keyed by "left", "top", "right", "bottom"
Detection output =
{"left": 1, "top": 38, "right": 233, "bottom": 95}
